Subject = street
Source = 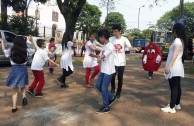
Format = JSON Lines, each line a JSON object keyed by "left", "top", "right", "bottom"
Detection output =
{"left": 0, "top": 53, "right": 194, "bottom": 126}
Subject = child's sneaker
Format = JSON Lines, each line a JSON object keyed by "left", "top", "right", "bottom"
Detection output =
{"left": 22, "top": 97, "right": 28, "bottom": 106}
{"left": 175, "top": 104, "right": 181, "bottom": 110}
{"left": 35, "top": 93, "right": 45, "bottom": 97}
{"left": 61, "top": 84, "right": 69, "bottom": 88}
{"left": 109, "top": 96, "right": 116, "bottom": 106}
{"left": 85, "top": 84, "right": 92, "bottom": 88}
{"left": 161, "top": 104, "right": 176, "bottom": 113}
{"left": 96, "top": 107, "right": 110, "bottom": 114}
{"left": 27, "top": 89, "right": 34, "bottom": 96}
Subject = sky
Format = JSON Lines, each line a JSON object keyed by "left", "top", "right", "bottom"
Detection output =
{"left": 87, "top": 0, "right": 194, "bottom": 30}
{"left": 2, "top": 0, "right": 194, "bottom": 31}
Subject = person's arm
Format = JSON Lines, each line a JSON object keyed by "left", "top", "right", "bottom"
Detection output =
{"left": 96, "top": 42, "right": 103, "bottom": 47}
{"left": 165, "top": 45, "right": 181, "bottom": 74}
{"left": 128, "top": 47, "right": 140, "bottom": 51}
{"left": 48, "top": 59, "right": 60, "bottom": 68}
{"left": 0, "top": 38, "right": 5, "bottom": 52}
{"left": 28, "top": 35, "right": 36, "bottom": 49}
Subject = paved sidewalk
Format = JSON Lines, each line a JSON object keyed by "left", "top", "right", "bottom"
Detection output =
{"left": 0, "top": 57, "right": 194, "bottom": 126}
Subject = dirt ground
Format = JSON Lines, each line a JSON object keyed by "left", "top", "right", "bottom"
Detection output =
{"left": 0, "top": 55, "right": 194, "bottom": 126}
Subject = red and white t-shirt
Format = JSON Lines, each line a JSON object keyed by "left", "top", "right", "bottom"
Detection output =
{"left": 109, "top": 36, "right": 131, "bottom": 66}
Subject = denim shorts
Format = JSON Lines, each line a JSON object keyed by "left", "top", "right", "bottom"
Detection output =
{"left": 5, "top": 65, "right": 29, "bottom": 88}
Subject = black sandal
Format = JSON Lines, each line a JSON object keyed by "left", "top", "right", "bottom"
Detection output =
{"left": 22, "top": 97, "right": 28, "bottom": 106}
{"left": 12, "top": 108, "right": 18, "bottom": 113}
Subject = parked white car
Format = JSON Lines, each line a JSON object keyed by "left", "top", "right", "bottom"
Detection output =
{"left": 0, "top": 30, "right": 35, "bottom": 65}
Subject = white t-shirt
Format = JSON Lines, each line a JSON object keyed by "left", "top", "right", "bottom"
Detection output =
{"left": 165, "top": 38, "right": 184, "bottom": 79}
{"left": 83, "top": 40, "right": 99, "bottom": 68}
{"left": 109, "top": 36, "right": 132, "bottom": 66}
{"left": 4, "top": 48, "right": 35, "bottom": 65}
{"left": 99, "top": 42, "right": 115, "bottom": 75}
{"left": 60, "top": 41, "right": 74, "bottom": 71}
{"left": 31, "top": 49, "right": 49, "bottom": 70}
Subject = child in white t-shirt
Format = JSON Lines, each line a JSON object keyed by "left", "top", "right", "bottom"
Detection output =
{"left": 83, "top": 34, "right": 102, "bottom": 87}
{"left": 90, "top": 29, "right": 116, "bottom": 114}
{"left": 28, "top": 39, "right": 60, "bottom": 97}
{"left": 57, "top": 39, "right": 74, "bottom": 88}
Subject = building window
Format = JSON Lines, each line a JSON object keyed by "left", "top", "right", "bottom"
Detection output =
{"left": 35, "top": 10, "right": 40, "bottom": 20}
{"left": 52, "top": 12, "right": 58, "bottom": 22}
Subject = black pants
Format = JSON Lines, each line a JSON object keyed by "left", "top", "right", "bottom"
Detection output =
{"left": 168, "top": 76, "right": 181, "bottom": 108}
{"left": 80, "top": 47, "right": 85, "bottom": 57}
{"left": 60, "top": 67, "right": 73, "bottom": 84}
{"left": 148, "top": 71, "right": 153, "bottom": 77}
{"left": 111, "top": 66, "right": 125, "bottom": 94}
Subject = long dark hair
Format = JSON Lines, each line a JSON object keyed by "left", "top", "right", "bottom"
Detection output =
{"left": 172, "top": 23, "right": 187, "bottom": 63}
{"left": 10, "top": 36, "right": 27, "bottom": 64}
{"left": 172, "top": 23, "right": 187, "bottom": 49}
{"left": 62, "top": 35, "right": 71, "bottom": 50}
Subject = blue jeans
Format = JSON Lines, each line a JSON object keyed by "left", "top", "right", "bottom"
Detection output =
{"left": 96, "top": 72, "right": 114, "bottom": 108}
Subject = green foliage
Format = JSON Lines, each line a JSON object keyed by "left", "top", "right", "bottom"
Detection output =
{"left": 7, "top": 16, "right": 38, "bottom": 36}
{"left": 76, "top": 2, "right": 102, "bottom": 38}
{"left": 157, "top": 2, "right": 194, "bottom": 37}
{"left": 104, "top": 12, "right": 126, "bottom": 33}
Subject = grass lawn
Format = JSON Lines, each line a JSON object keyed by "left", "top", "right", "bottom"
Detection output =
{"left": 185, "top": 67, "right": 194, "bottom": 74}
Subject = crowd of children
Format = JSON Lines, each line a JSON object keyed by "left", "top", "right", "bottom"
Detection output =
{"left": 0, "top": 23, "right": 185, "bottom": 115}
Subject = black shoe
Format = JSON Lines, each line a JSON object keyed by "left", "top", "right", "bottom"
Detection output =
{"left": 110, "top": 89, "right": 115, "bottom": 94}
{"left": 61, "top": 84, "right": 69, "bottom": 88}
{"left": 35, "top": 93, "right": 45, "bottom": 97}
{"left": 57, "top": 77, "right": 64, "bottom": 85}
{"left": 109, "top": 96, "right": 116, "bottom": 106}
{"left": 27, "top": 89, "right": 34, "bottom": 96}
{"left": 96, "top": 107, "right": 110, "bottom": 114}
{"left": 49, "top": 68, "right": 54, "bottom": 74}
{"left": 12, "top": 108, "right": 18, "bottom": 113}
{"left": 116, "top": 93, "right": 120, "bottom": 99}
{"left": 22, "top": 97, "right": 28, "bottom": 106}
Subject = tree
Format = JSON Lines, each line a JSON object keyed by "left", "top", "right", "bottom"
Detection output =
{"left": 104, "top": 12, "right": 126, "bottom": 32}
{"left": 35, "top": 0, "right": 86, "bottom": 46}
{"left": 0, "top": 0, "right": 32, "bottom": 29}
{"left": 155, "top": 0, "right": 184, "bottom": 18}
{"left": 100, "top": 0, "right": 117, "bottom": 27}
{"left": 157, "top": 2, "right": 194, "bottom": 37}
{"left": 76, "top": 3, "right": 102, "bottom": 39}
{"left": 8, "top": 16, "right": 37, "bottom": 35}
{"left": 56, "top": 0, "right": 86, "bottom": 47}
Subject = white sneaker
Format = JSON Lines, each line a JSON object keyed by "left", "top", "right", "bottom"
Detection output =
{"left": 175, "top": 104, "right": 181, "bottom": 110}
{"left": 161, "top": 105, "right": 176, "bottom": 113}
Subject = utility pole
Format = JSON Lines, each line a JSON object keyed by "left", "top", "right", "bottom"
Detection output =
{"left": 106, "top": 0, "right": 109, "bottom": 28}
{"left": 179, "top": 0, "right": 184, "bottom": 18}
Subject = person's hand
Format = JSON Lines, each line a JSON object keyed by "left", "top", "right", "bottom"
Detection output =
{"left": 58, "top": 53, "right": 62, "bottom": 57}
{"left": 28, "top": 35, "right": 33, "bottom": 42}
{"left": 56, "top": 64, "right": 60, "bottom": 68}
{"left": 165, "top": 67, "right": 170, "bottom": 74}
{"left": 135, "top": 47, "right": 141, "bottom": 52}
{"left": 97, "top": 56, "right": 101, "bottom": 63}
{"left": 0, "top": 38, "right": 3, "bottom": 43}
{"left": 89, "top": 53, "right": 95, "bottom": 57}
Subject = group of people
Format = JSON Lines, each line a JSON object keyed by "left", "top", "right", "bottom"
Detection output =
{"left": 0, "top": 23, "right": 185, "bottom": 114}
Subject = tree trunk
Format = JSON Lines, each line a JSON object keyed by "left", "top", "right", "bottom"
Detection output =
{"left": 56, "top": 0, "right": 86, "bottom": 49}
{"left": 1, "top": 0, "right": 8, "bottom": 28}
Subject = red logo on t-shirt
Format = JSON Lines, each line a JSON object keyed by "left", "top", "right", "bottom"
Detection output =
{"left": 114, "top": 44, "right": 123, "bottom": 53}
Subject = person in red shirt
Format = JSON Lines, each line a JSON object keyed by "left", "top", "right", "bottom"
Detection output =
{"left": 48, "top": 38, "right": 55, "bottom": 50}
